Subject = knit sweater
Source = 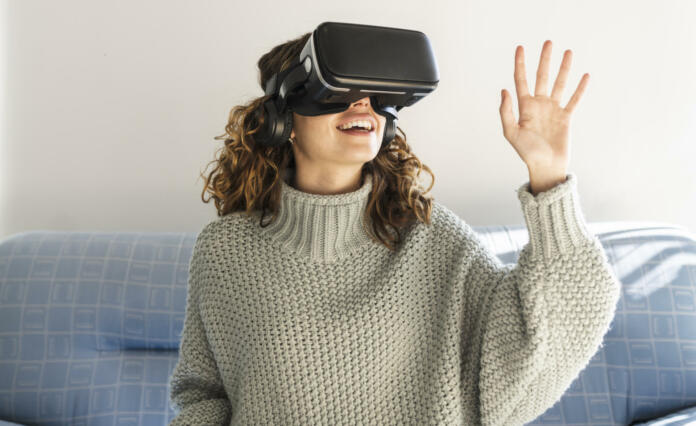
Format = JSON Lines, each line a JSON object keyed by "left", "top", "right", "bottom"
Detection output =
{"left": 168, "top": 170, "right": 622, "bottom": 426}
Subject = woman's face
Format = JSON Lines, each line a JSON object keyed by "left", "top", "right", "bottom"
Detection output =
{"left": 289, "top": 97, "right": 387, "bottom": 167}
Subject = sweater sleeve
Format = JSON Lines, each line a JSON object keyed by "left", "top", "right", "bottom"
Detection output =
{"left": 169, "top": 228, "right": 232, "bottom": 425}
{"left": 463, "top": 173, "right": 622, "bottom": 426}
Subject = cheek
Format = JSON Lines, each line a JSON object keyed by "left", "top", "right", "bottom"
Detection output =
{"left": 326, "top": 122, "right": 342, "bottom": 136}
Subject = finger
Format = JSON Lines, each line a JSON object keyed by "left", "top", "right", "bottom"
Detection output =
{"left": 499, "top": 89, "right": 517, "bottom": 140}
{"left": 535, "top": 40, "right": 552, "bottom": 96}
{"left": 514, "top": 45, "right": 530, "bottom": 104}
{"left": 551, "top": 50, "right": 572, "bottom": 103}
{"left": 564, "top": 73, "right": 589, "bottom": 114}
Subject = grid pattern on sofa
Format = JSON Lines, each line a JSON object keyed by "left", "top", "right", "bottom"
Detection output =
{"left": 0, "top": 221, "right": 695, "bottom": 425}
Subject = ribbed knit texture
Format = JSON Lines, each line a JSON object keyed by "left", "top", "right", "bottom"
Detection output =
{"left": 168, "top": 171, "right": 622, "bottom": 425}
{"left": 259, "top": 172, "right": 376, "bottom": 263}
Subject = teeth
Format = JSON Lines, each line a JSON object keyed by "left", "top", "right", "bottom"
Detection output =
{"left": 338, "top": 120, "right": 373, "bottom": 131}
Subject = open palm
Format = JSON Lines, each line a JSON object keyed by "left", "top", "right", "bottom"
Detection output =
{"left": 499, "top": 40, "right": 589, "bottom": 173}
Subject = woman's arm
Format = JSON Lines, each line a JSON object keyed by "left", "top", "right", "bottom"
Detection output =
{"left": 169, "top": 228, "right": 232, "bottom": 425}
{"left": 462, "top": 174, "right": 621, "bottom": 425}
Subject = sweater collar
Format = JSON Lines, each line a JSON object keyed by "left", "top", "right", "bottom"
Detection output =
{"left": 259, "top": 168, "right": 375, "bottom": 263}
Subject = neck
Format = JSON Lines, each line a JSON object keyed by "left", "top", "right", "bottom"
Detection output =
{"left": 288, "top": 167, "right": 365, "bottom": 196}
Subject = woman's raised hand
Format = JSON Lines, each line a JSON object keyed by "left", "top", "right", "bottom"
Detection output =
{"left": 499, "top": 40, "right": 589, "bottom": 194}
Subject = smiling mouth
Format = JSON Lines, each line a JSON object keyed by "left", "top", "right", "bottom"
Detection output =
{"left": 336, "top": 126, "right": 375, "bottom": 134}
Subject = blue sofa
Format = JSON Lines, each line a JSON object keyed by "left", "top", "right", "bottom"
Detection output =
{"left": 1, "top": 221, "right": 695, "bottom": 425}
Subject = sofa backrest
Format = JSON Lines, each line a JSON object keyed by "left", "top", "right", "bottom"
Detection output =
{"left": 0, "top": 222, "right": 695, "bottom": 425}
{"left": 0, "top": 231, "right": 194, "bottom": 425}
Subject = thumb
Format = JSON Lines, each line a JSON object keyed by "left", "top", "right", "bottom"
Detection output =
{"left": 499, "top": 89, "right": 516, "bottom": 140}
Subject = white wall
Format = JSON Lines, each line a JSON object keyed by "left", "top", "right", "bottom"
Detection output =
{"left": 2, "top": 0, "right": 694, "bottom": 239}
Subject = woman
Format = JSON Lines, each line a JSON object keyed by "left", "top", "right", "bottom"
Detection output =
{"left": 168, "top": 31, "right": 621, "bottom": 425}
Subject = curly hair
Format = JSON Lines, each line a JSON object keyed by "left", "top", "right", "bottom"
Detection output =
{"left": 200, "top": 31, "right": 436, "bottom": 252}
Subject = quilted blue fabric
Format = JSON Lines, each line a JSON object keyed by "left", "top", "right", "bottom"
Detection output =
{"left": 0, "top": 221, "right": 695, "bottom": 425}
{"left": 0, "top": 231, "right": 194, "bottom": 426}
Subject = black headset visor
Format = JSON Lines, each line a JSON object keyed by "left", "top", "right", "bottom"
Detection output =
{"left": 267, "top": 21, "right": 440, "bottom": 119}
{"left": 256, "top": 22, "right": 439, "bottom": 148}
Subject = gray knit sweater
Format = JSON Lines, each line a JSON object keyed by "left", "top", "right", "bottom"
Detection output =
{"left": 168, "top": 171, "right": 621, "bottom": 425}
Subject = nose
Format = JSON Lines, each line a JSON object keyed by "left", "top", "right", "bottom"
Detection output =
{"left": 350, "top": 97, "right": 371, "bottom": 107}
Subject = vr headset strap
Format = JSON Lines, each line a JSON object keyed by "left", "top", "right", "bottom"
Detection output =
{"left": 264, "top": 57, "right": 307, "bottom": 112}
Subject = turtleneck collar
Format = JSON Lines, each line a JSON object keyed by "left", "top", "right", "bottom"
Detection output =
{"left": 258, "top": 168, "right": 376, "bottom": 264}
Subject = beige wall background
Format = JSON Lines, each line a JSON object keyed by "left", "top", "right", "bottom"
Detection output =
{"left": 1, "top": 0, "right": 694, "bottom": 238}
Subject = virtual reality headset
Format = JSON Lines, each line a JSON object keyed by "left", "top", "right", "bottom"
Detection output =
{"left": 255, "top": 21, "right": 440, "bottom": 148}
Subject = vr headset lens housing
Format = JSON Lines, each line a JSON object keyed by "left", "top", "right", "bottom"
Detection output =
{"left": 256, "top": 21, "right": 439, "bottom": 148}
{"left": 267, "top": 21, "right": 439, "bottom": 119}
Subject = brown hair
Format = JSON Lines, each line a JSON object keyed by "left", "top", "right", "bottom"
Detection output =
{"left": 200, "top": 31, "right": 435, "bottom": 252}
